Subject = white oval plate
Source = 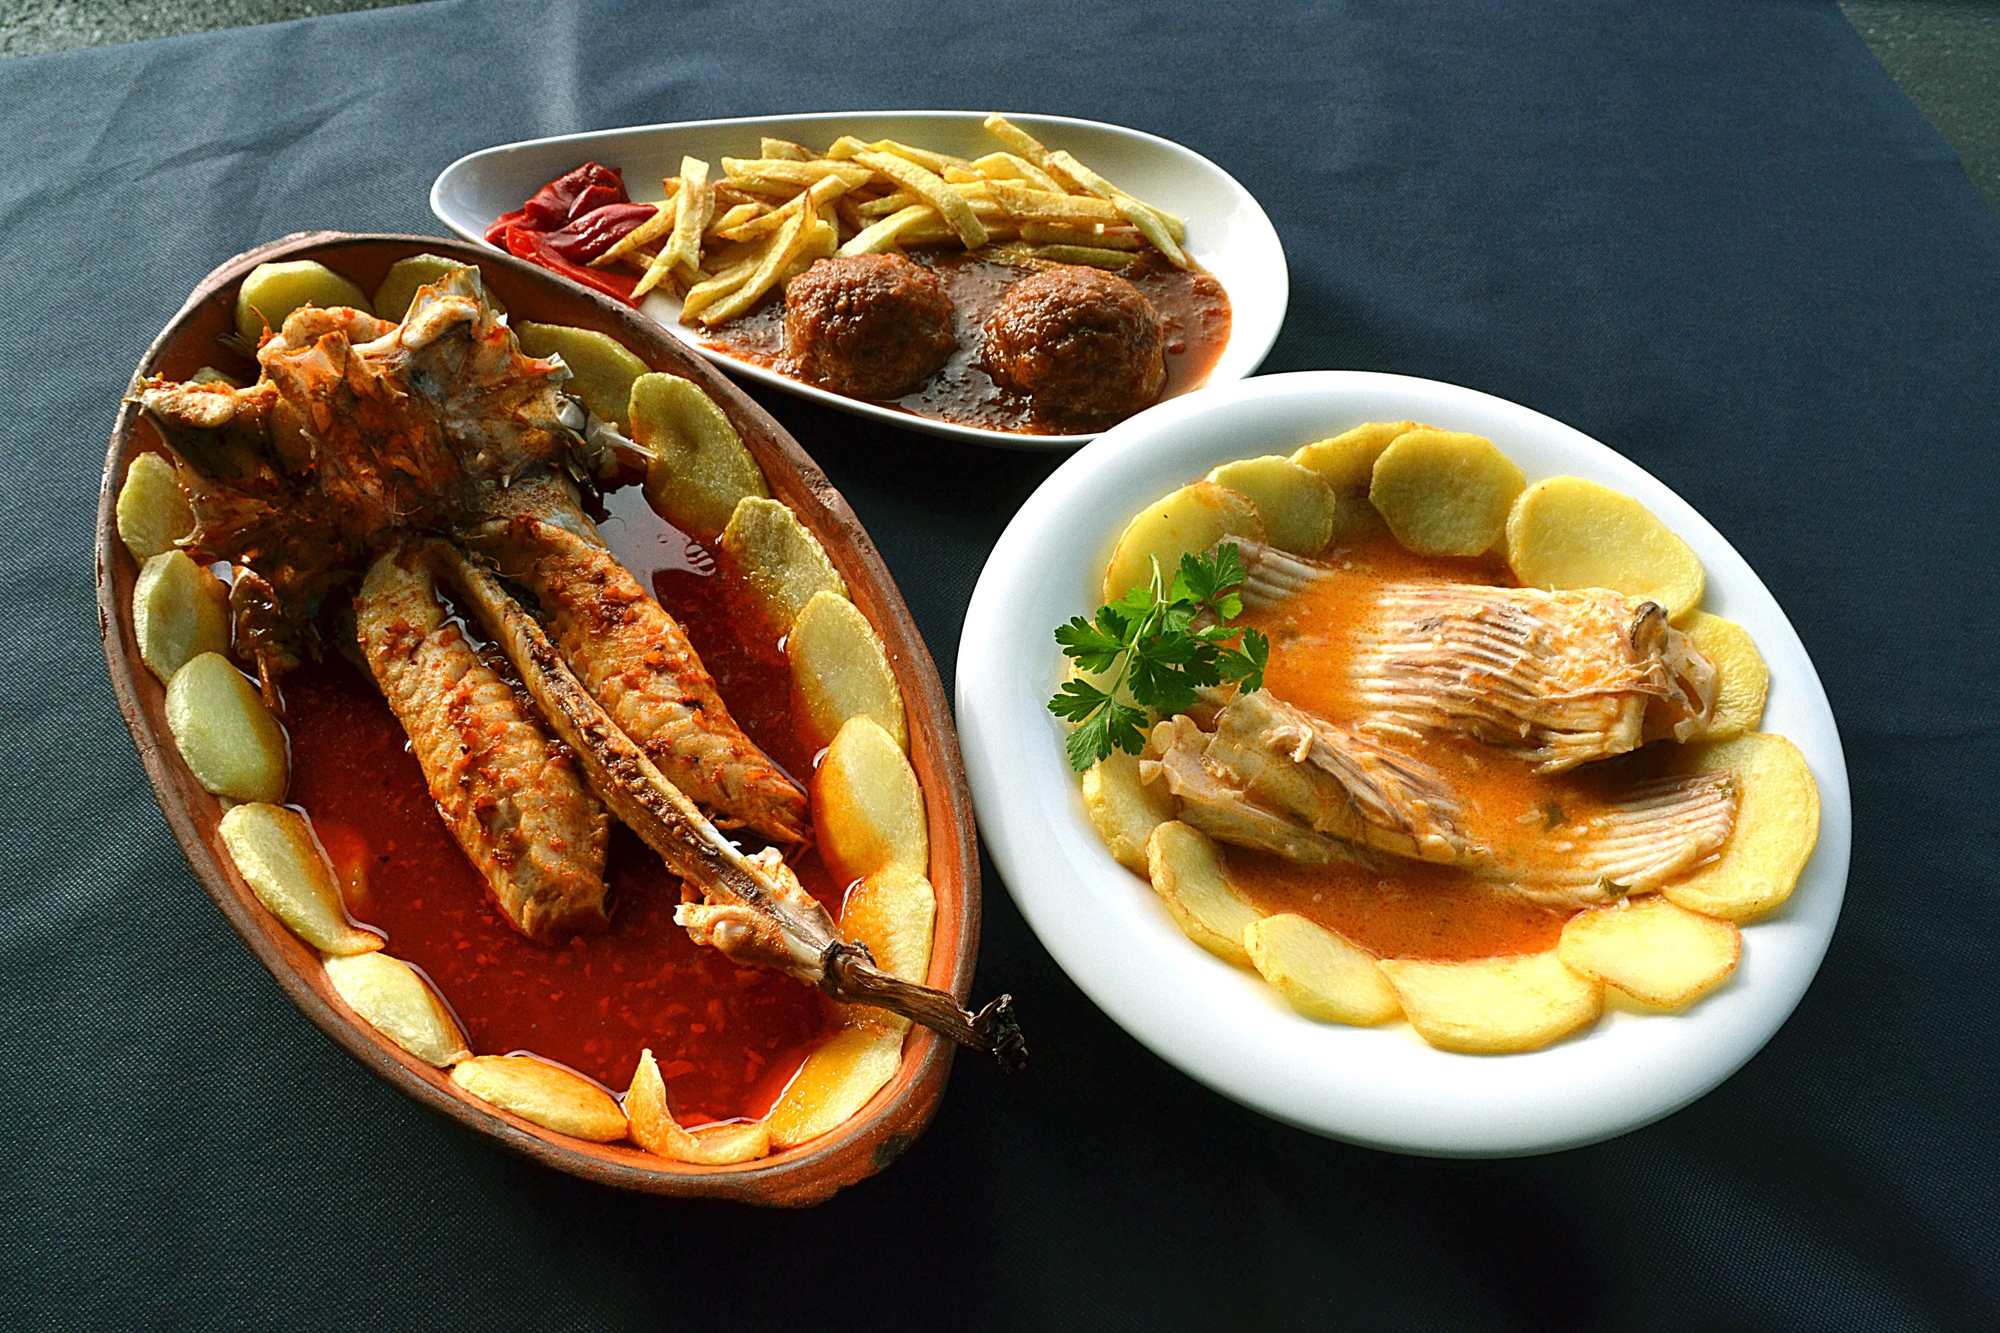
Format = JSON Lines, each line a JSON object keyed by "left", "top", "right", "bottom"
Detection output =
{"left": 431, "top": 111, "right": 1287, "bottom": 451}
{"left": 957, "top": 371, "right": 1851, "bottom": 1156}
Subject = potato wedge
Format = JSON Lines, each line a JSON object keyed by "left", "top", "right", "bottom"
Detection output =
{"left": 372, "top": 254, "right": 504, "bottom": 323}
{"left": 132, "top": 551, "right": 230, "bottom": 684}
{"left": 814, "top": 716, "right": 927, "bottom": 883}
{"left": 839, "top": 863, "right": 936, "bottom": 988}
{"left": 763, "top": 1020, "right": 906, "bottom": 1149}
{"left": 1102, "top": 480, "right": 1265, "bottom": 603}
{"left": 1368, "top": 429, "right": 1526, "bottom": 557}
{"left": 1082, "top": 750, "right": 1177, "bottom": 875}
{"left": 217, "top": 803, "right": 381, "bottom": 956}
{"left": 1505, "top": 476, "right": 1705, "bottom": 622}
{"left": 787, "top": 590, "right": 906, "bottom": 751}
{"left": 450, "top": 1055, "right": 628, "bottom": 1143}
{"left": 633, "top": 373, "right": 770, "bottom": 535}
{"left": 1144, "top": 821, "right": 1262, "bottom": 968}
{"left": 1206, "top": 456, "right": 1337, "bottom": 556}
{"left": 235, "top": 260, "right": 370, "bottom": 343}
{"left": 115, "top": 453, "right": 194, "bottom": 561}
{"left": 515, "top": 322, "right": 649, "bottom": 432}
{"left": 166, "top": 652, "right": 288, "bottom": 803}
{"left": 1377, "top": 950, "right": 1602, "bottom": 1054}
{"left": 323, "top": 951, "right": 470, "bottom": 1065}
{"left": 1683, "top": 612, "right": 1768, "bottom": 739}
{"left": 1291, "top": 421, "right": 1420, "bottom": 495}
{"left": 720, "top": 496, "right": 847, "bottom": 631}
{"left": 1558, "top": 895, "right": 1740, "bottom": 1008}
{"left": 1243, "top": 914, "right": 1401, "bottom": 1025}
{"left": 1661, "top": 733, "right": 1819, "bottom": 921}
{"left": 626, "top": 1048, "right": 771, "bottom": 1164}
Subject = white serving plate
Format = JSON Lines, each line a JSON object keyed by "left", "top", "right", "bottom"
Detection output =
{"left": 431, "top": 111, "right": 1287, "bottom": 450}
{"left": 956, "top": 371, "right": 1851, "bottom": 1156}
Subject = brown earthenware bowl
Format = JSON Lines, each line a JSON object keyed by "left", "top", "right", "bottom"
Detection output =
{"left": 96, "top": 232, "right": 979, "bottom": 1207}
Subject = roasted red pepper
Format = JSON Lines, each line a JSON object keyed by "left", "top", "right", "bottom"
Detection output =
{"left": 482, "top": 162, "right": 630, "bottom": 246}
{"left": 542, "top": 201, "right": 658, "bottom": 263}
{"left": 501, "top": 226, "right": 641, "bottom": 306}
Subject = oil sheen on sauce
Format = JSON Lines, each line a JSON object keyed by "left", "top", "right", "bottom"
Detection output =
{"left": 285, "top": 486, "right": 839, "bottom": 1126}
{"left": 698, "top": 248, "right": 1231, "bottom": 434}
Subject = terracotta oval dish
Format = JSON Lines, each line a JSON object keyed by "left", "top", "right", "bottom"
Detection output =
{"left": 98, "top": 232, "right": 987, "bottom": 1205}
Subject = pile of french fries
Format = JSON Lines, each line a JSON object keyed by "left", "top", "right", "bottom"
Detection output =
{"left": 588, "top": 114, "right": 1189, "bottom": 327}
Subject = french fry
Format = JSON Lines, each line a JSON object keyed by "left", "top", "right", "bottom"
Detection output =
{"left": 589, "top": 196, "right": 676, "bottom": 270}
{"left": 759, "top": 136, "right": 814, "bottom": 161}
{"left": 678, "top": 258, "right": 760, "bottom": 324}
{"left": 717, "top": 173, "right": 847, "bottom": 243}
{"left": 626, "top": 1048, "right": 772, "bottom": 1164}
{"left": 1047, "top": 148, "right": 1187, "bottom": 244}
{"left": 836, "top": 204, "right": 938, "bottom": 257}
{"left": 981, "top": 179, "right": 1123, "bottom": 224}
{"left": 824, "top": 134, "right": 873, "bottom": 160}
{"left": 1114, "top": 196, "right": 1189, "bottom": 268}
{"left": 857, "top": 189, "right": 924, "bottom": 218}
{"left": 982, "top": 113, "right": 1052, "bottom": 166}
{"left": 697, "top": 205, "right": 809, "bottom": 326}
{"left": 1020, "top": 220, "right": 1146, "bottom": 249}
{"left": 999, "top": 243, "right": 1136, "bottom": 270}
{"left": 637, "top": 156, "right": 714, "bottom": 298}
{"left": 706, "top": 201, "right": 764, "bottom": 238}
{"left": 853, "top": 150, "right": 987, "bottom": 248}
{"left": 722, "top": 158, "right": 872, "bottom": 191}
{"left": 970, "top": 149, "right": 1067, "bottom": 195}
{"left": 864, "top": 138, "right": 973, "bottom": 175}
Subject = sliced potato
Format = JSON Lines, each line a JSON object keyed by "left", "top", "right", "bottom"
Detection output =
{"left": 234, "top": 260, "right": 370, "bottom": 343}
{"left": 1082, "top": 750, "right": 1177, "bottom": 875}
{"left": 516, "top": 321, "right": 650, "bottom": 432}
{"left": 1661, "top": 733, "right": 1819, "bottom": 921}
{"left": 133, "top": 551, "right": 230, "bottom": 684}
{"left": 1206, "top": 456, "right": 1337, "bottom": 556}
{"left": 1144, "top": 821, "right": 1262, "bottom": 968}
{"left": 450, "top": 1055, "right": 629, "bottom": 1143}
{"left": 323, "top": 951, "right": 469, "bottom": 1065}
{"left": 763, "top": 1020, "right": 906, "bottom": 1149}
{"left": 1368, "top": 429, "right": 1525, "bottom": 557}
{"left": 1505, "top": 476, "right": 1705, "bottom": 622}
{"left": 189, "top": 366, "right": 242, "bottom": 388}
{"left": 633, "top": 373, "right": 770, "bottom": 534}
{"left": 814, "top": 716, "right": 928, "bottom": 883}
{"left": 1243, "top": 914, "right": 1401, "bottom": 1025}
{"left": 787, "top": 590, "right": 906, "bottom": 751}
{"left": 1558, "top": 895, "right": 1740, "bottom": 1008}
{"left": 1684, "top": 612, "right": 1768, "bottom": 739}
{"left": 839, "top": 863, "right": 936, "bottom": 987}
{"left": 626, "top": 1048, "right": 772, "bottom": 1164}
{"left": 115, "top": 453, "right": 194, "bottom": 561}
{"left": 372, "top": 254, "right": 505, "bottom": 323}
{"left": 721, "top": 496, "right": 847, "bottom": 631}
{"left": 1377, "top": 950, "right": 1602, "bottom": 1054}
{"left": 1291, "top": 421, "right": 1420, "bottom": 494}
{"left": 166, "top": 652, "right": 288, "bottom": 803}
{"left": 217, "top": 803, "right": 380, "bottom": 956}
{"left": 1102, "top": 480, "right": 1264, "bottom": 603}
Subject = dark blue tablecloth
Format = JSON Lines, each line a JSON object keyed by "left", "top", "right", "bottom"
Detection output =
{"left": 3, "top": 1, "right": 1995, "bottom": 1328}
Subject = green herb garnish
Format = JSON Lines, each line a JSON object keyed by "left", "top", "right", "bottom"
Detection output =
{"left": 1048, "top": 543, "right": 1270, "bottom": 773}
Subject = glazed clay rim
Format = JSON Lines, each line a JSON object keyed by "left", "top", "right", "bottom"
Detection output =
{"left": 97, "top": 231, "right": 980, "bottom": 1206}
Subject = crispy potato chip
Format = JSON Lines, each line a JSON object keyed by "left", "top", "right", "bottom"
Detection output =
{"left": 719, "top": 496, "right": 848, "bottom": 631}
{"left": 1377, "top": 950, "right": 1602, "bottom": 1054}
{"left": 1144, "top": 821, "right": 1262, "bottom": 968}
{"left": 323, "top": 951, "right": 469, "bottom": 1065}
{"left": 1242, "top": 914, "right": 1401, "bottom": 1025}
{"left": 166, "top": 652, "right": 288, "bottom": 803}
{"left": 1206, "top": 456, "right": 1337, "bottom": 556}
{"left": 1683, "top": 612, "right": 1769, "bottom": 739}
{"left": 133, "top": 551, "right": 230, "bottom": 684}
{"left": 372, "top": 254, "right": 505, "bottom": 322}
{"left": 632, "top": 373, "right": 769, "bottom": 536}
{"left": 218, "top": 803, "right": 381, "bottom": 957}
{"left": 1102, "top": 480, "right": 1266, "bottom": 603}
{"left": 763, "top": 1020, "right": 905, "bottom": 1149}
{"left": 116, "top": 453, "right": 196, "bottom": 562}
{"left": 1368, "top": 429, "right": 1526, "bottom": 557}
{"left": 1660, "top": 733, "right": 1819, "bottom": 921}
{"left": 235, "top": 260, "right": 371, "bottom": 343}
{"left": 1558, "top": 895, "right": 1741, "bottom": 1008}
{"left": 815, "top": 716, "right": 928, "bottom": 883}
{"left": 451, "top": 1055, "right": 628, "bottom": 1143}
{"left": 787, "top": 589, "right": 907, "bottom": 751}
{"left": 1082, "top": 751, "right": 1178, "bottom": 876}
{"left": 626, "top": 1049, "right": 772, "bottom": 1164}
{"left": 1505, "top": 476, "right": 1706, "bottom": 622}
{"left": 840, "top": 863, "right": 936, "bottom": 989}
{"left": 514, "top": 322, "right": 649, "bottom": 432}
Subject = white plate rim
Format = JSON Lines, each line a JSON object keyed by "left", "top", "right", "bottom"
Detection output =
{"left": 955, "top": 370, "right": 1852, "bottom": 1157}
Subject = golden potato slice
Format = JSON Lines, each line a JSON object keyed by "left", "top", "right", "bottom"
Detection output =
{"left": 787, "top": 590, "right": 906, "bottom": 751}
{"left": 515, "top": 321, "right": 649, "bottom": 432}
{"left": 1144, "top": 821, "right": 1262, "bottom": 968}
{"left": 814, "top": 716, "right": 928, "bottom": 883}
{"left": 450, "top": 1055, "right": 629, "bottom": 1143}
{"left": 1661, "top": 733, "right": 1819, "bottom": 921}
{"left": 1242, "top": 914, "right": 1401, "bottom": 1025}
{"left": 189, "top": 365, "right": 242, "bottom": 388}
{"left": 633, "top": 373, "right": 770, "bottom": 534}
{"left": 372, "top": 254, "right": 505, "bottom": 323}
{"left": 166, "top": 652, "right": 288, "bottom": 803}
{"left": 1367, "top": 429, "right": 1526, "bottom": 557}
{"left": 1206, "top": 456, "right": 1337, "bottom": 556}
{"left": 234, "top": 260, "right": 370, "bottom": 343}
{"left": 133, "top": 551, "right": 231, "bottom": 684}
{"left": 763, "top": 1020, "right": 906, "bottom": 1149}
{"left": 1377, "top": 950, "right": 1603, "bottom": 1054}
{"left": 1082, "top": 750, "right": 1177, "bottom": 875}
{"left": 626, "top": 1049, "right": 772, "bottom": 1164}
{"left": 217, "top": 803, "right": 381, "bottom": 957}
{"left": 839, "top": 863, "right": 936, "bottom": 987}
{"left": 721, "top": 496, "right": 848, "bottom": 632}
{"left": 115, "top": 453, "right": 194, "bottom": 561}
{"left": 1505, "top": 476, "right": 1705, "bottom": 622}
{"left": 1683, "top": 612, "right": 1769, "bottom": 739}
{"left": 323, "top": 951, "right": 469, "bottom": 1065}
{"left": 1558, "top": 895, "right": 1741, "bottom": 1008}
{"left": 1102, "top": 480, "right": 1265, "bottom": 603}
{"left": 1291, "top": 421, "right": 1420, "bottom": 494}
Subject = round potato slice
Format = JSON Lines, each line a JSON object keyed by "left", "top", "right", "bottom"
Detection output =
{"left": 1505, "top": 476, "right": 1705, "bottom": 622}
{"left": 1082, "top": 750, "right": 1178, "bottom": 876}
{"left": 1368, "top": 428, "right": 1526, "bottom": 557}
{"left": 235, "top": 260, "right": 371, "bottom": 344}
{"left": 373, "top": 254, "right": 505, "bottom": 324}
{"left": 635, "top": 373, "right": 770, "bottom": 536}
{"left": 1291, "top": 421, "right": 1421, "bottom": 494}
{"left": 1661, "top": 733, "right": 1819, "bottom": 921}
{"left": 1102, "top": 480, "right": 1264, "bottom": 603}
{"left": 720, "top": 496, "right": 845, "bottom": 631}
{"left": 323, "top": 952, "right": 469, "bottom": 1066}
{"left": 451, "top": 1055, "right": 629, "bottom": 1143}
{"left": 814, "top": 715, "right": 928, "bottom": 883}
{"left": 1377, "top": 950, "right": 1602, "bottom": 1054}
{"left": 133, "top": 551, "right": 231, "bottom": 684}
{"left": 763, "top": 1020, "right": 906, "bottom": 1149}
{"left": 516, "top": 321, "right": 649, "bottom": 432}
{"left": 165, "top": 652, "right": 288, "bottom": 803}
{"left": 218, "top": 803, "right": 381, "bottom": 957}
{"left": 787, "top": 589, "right": 906, "bottom": 751}
{"left": 115, "top": 453, "right": 194, "bottom": 561}
{"left": 1243, "top": 914, "right": 1401, "bottom": 1025}
{"left": 626, "top": 1049, "right": 771, "bottom": 1164}
{"left": 1558, "top": 895, "right": 1740, "bottom": 1008}
{"left": 1683, "top": 612, "right": 1769, "bottom": 739}
{"left": 1205, "top": 456, "right": 1337, "bottom": 556}
{"left": 1144, "top": 821, "right": 1262, "bottom": 968}
{"left": 839, "top": 863, "right": 936, "bottom": 988}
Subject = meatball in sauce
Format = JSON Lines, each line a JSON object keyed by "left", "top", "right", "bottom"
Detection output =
{"left": 982, "top": 265, "right": 1168, "bottom": 431}
{"left": 782, "top": 254, "right": 958, "bottom": 400}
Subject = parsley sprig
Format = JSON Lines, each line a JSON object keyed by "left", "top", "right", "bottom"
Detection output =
{"left": 1048, "top": 543, "right": 1270, "bottom": 773}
